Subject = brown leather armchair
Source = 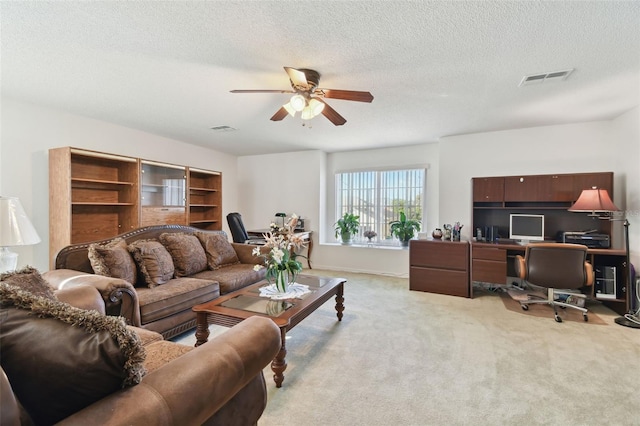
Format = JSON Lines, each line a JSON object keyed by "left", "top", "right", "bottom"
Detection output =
{"left": 514, "top": 243, "right": 594, "bottom": 322}
{"left": 1, "top": 284, "right": 281, "bottom": 426}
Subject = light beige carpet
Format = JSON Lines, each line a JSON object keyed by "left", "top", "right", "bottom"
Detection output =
{"left": 173, "top": 270, "right": 640, "bottom": 426}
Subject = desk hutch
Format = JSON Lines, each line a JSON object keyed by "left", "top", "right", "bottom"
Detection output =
{"left": 409, "top": 171, "right": 631, "bottom": 315}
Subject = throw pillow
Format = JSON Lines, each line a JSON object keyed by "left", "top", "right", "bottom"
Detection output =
{"left": 88, "top": 238, "right": 137, "bottom": 285}
{"left": 0, "top": 282, "right": 146, "bottom": 425}
{"left": 0, "top": 266, "right": 56, "bottom": 300}
{"left": 128, "top": 239, "right": 175, "bottom": 287}
{"left": 196, "top": 232, "right": 240, "bottom": 270}
{"left": 159, "top": 233, "right": 207, "bottom": 277}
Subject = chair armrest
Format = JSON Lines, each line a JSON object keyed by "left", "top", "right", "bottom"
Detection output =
{"left": 55, "top": 285, "right": 106, "bottom": 314}
{"left": 57, "top": 316, "right": 281, "bottom": 426}
{"left": 43, "top": 269, "right": 141, "bottom": 327}
{"left": 584, "top": 262, "right": 594, "bottom": 286}
{"left": 232, "top": 243, "right": 269, "bottom": 265}
{"left": 514, "top": 255, "right": 526, "bottom": 280}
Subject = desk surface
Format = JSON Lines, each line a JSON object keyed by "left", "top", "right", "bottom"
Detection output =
{"left": 471, "top": 241, "right": 625, "bottom": 256}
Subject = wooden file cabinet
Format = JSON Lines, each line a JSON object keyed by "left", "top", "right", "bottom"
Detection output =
{"left": 471, "top": 245, "right": 507, "bottom": 286}
{"left": 409, "top": 240, "right": 470, "bottom": 298}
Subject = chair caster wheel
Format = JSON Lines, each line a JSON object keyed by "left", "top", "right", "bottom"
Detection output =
{"left": 583, "top": 314, "right": 589, "bottom": 322}
{"left": 555, "top": 315, "right": 563, "bottom": 323}
{"left": 521, "top": 304, "right": 529, "bottom": 311}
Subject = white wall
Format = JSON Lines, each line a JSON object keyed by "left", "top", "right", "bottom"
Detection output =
{"left": 439, "top": 121, "right": 619, "bottom": 242}
{"left": 238, "top": 144, "right": 440, "bottom": 277}
{"left": 237, "top": 150, "right": 325, "bottom": 232}
{"left": 0, "top": 98, "right": 239, "bottom": 271}
{"left": 611, "top": 106, "right": 640, "bottom": 269}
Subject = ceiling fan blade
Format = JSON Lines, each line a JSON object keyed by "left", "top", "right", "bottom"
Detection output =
{"left": 270, "top": 106, "right": 289, "bottom": 122}
{"left": 230, "top": 89, "right": 294, "bottom": 94}
{"left": 284, "top": 67, "right": 309, "bottom": 91}
{"left": 319, "top": 89, "right": 374, "bottom": 103}
{"left": 318, "top": 99, "right": 346, "bottom": 126}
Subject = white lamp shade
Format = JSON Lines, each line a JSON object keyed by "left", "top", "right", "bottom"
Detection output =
{"left": 0, "top": 197, "right": 41, "bottom": 247}
{"left": 308, "top": 98, "right": 325, "bottom": 116}
{"left": 290, "top": 95, "right": 306, "bottom": 112}
{"left": 301, "top": 105, "right": 314, "bottom": 120}
{"left": 282, "top": 102, "right": 297, "bottom": 117}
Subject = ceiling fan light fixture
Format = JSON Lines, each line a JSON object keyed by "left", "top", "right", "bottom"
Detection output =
{"left": 290, "top": 94, "right": 306, "bottom": 112}
{"left": 283, "top": 102, "right": 297, "bottom": 117}
{"left": 308, "top": 98, "right": 325, "bottom": 116}
{"left": 301, "top": 105, "right": 314, "bottom": 120}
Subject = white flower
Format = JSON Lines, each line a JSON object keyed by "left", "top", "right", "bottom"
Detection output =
{"left": 253, "top": 264, "right": 263, "bottom": 271}
{"left": 272, "top": 248, "right": 284, "bottom": 263}
{"left": 252, "top": 247, "right": 261, "bottom": 256}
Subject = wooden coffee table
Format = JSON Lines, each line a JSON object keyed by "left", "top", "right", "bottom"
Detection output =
{"left": 193, "top": 274, "right": 345, "bottom": 388}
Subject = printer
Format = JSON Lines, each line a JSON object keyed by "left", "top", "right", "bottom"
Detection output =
{"left": 559, "top": 231, "right": 610, "bottom": 248}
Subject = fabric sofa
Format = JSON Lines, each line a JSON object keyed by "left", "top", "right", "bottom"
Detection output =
{"left": 46, "top": 225, "right": 268, "bottom": 339}
{"left": 0, "top": 270, "right": 281, "bottom": 425}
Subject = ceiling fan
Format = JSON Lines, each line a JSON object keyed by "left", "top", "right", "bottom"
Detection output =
{"left": 230, "top": 67, "right": 374, "bottom": 126}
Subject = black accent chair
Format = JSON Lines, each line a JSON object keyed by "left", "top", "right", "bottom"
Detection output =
{"left": 226, "top": 212, "right": 267, "bottom": 245}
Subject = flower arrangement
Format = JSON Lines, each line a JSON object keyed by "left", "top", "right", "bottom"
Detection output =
{"left": 253, "top": 214, "right": 307, "bottom": 293}
{"left": 364, "top": 230, "right": 377, "bottom": 241}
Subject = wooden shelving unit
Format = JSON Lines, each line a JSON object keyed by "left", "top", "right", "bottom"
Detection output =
{"left": 49, "top": 147, "right": 139, "bottom": 265}
{"left": 188, "top": 168, "right": 222, "bottom": 230}
{"left": 49, "top": 148, "right": 223, "bottom": 267}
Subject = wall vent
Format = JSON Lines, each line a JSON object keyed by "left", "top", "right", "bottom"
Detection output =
{"left": 210, "top": 125, "right": 237, "bottom": 132}
{"left": 519, "top": 69, "right": 574, "bottom": 87}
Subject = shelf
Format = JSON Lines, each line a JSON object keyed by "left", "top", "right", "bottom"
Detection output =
{"left": 190, "top": 187, "right": 219, "bottom": 192}
{"left": 595, "top": 297, "right": 625, "bottom": 303}
{"left": 142, "top": 183, "right": 182, "bottom": 188}
{"left": 473, "top": 203, "right": 573, "bottom": 210}
{"left": 190, "top": 219, "right": 219, "bottom": 224}
{"left": 189, "top": 204, "right": 219, "bottom": 207}
{"left": 72, "top": 178, "right": 134, "bottom": 186}
{"left": 72, "top": 202, "right": 135, "bottom": 206}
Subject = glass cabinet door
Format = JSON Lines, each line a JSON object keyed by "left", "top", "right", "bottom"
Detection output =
{"left": 141, "top": 161, "right": 186, "bottom": 207}
{"left": 140, "top": 161, "right": 187, "bottom": 226}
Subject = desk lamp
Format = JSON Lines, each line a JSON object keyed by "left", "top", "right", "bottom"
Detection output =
{"left": 275, "top": 212, "right": 287, "bottom": 229}
{"left": 0, "top": 197, "right": 41, "bottom": 273}
{"left": 569, "top": 188, "right": 639, "bottom": 329}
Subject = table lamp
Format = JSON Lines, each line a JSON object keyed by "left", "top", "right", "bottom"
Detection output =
{"left": 0, "top": 197, "right": 41, "bottom": 273}
{"left": 569, "top": 188, "right": 639, "bottom": 329}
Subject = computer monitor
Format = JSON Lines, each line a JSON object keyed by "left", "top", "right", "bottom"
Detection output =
{"left": 509, "top": 214, "right": 544, "bottom": 245}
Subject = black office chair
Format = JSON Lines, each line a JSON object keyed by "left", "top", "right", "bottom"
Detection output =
{"left": 514, "top": 243, "right": 594, "bottom": 322}
{"left": 226, "top": 212, "right": 267, "bottom": 245}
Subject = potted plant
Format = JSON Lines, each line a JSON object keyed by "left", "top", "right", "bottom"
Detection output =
{"left": 334, "top": 213, "right": 360, "bottom": 244}
{"left": 390, "top": 211, "right": 421, "bottom": 247}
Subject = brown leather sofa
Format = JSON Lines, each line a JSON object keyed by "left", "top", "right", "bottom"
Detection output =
{"left": 1, "top": 283, "right": 281, "bottom": 425}
{"left": 46, "top": 225, "right": 267, "bottom": 339}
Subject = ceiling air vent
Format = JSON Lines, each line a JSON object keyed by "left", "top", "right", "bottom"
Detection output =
{"left": 210, "top": 125, "right": 237, "bottom": 132}
{"left": 519, "top": 69, "right": 574, "bottom": 87}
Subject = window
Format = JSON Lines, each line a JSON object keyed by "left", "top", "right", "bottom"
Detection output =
{"left": 335, "top": 168, "right": 425, "bottom": 243}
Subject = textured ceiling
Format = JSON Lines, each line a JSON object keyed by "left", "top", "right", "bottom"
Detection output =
{"left": 1, "top": 1, "right": 639, "bottom": 156}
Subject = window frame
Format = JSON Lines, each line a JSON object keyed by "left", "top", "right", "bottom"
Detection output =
{"left": 334, "top": 166, "right": 427, "bottom": 245}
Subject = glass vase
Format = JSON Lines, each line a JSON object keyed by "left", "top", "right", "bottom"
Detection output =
{"left": 275, "top": 269, "right": 296, "bottom": 293}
